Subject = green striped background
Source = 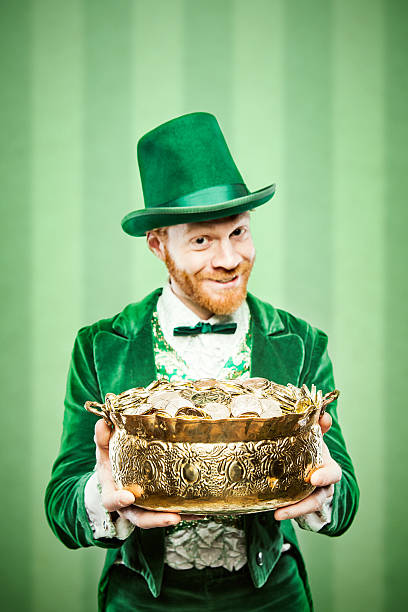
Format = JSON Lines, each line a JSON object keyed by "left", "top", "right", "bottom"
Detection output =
{"left": 1, "top": 1, "right": 407, "bottom": 610}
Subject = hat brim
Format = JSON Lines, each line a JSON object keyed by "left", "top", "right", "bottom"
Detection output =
{"left": 121, "top": 183, "right": 276, "bottom": 237}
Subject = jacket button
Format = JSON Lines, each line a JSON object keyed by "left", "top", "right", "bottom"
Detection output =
{"left": 256, "top": 551, "right": 264, "bottom": 566}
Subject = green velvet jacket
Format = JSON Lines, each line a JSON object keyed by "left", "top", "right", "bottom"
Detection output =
{"left": 45, "top": 288, "right": 359, "bottom": 611}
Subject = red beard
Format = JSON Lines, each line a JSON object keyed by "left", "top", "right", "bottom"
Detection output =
{"left": 163, "top": 245, "right": 254, "bottom": 315}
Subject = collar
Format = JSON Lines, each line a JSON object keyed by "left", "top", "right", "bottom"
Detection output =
{"left": 111, "top": 287, "right": 285, "bottom": 339}
{"left": 157, "top": 282, "right": 248, "bottom": 334}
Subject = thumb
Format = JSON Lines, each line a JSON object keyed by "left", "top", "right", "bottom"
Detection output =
{"left": 319, "top": 412, "right": 332, "bottom": 435}
{"left": 94, "top": 418, "right": 112, "bottom": 450}
{"left": 94, "top": 419, "right": 145, "bottom": 512}
{"left": 102, "top": 487, "right": 136, "bottom": 512}
{"left": 94, "top": 418, "right": 113, "bottom": 465}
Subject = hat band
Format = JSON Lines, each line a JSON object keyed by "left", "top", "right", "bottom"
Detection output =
{"left": 151, "top": 183, "right": 249, "bottom": 209}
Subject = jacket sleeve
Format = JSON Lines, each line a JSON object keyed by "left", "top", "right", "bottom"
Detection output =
{"left": 44, "top": 325, "right": 126, "bottom": 550}
{"left": 300, "top": 327, "right": 359, "bottom": 537}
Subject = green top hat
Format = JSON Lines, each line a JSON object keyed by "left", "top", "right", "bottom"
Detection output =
{"left": 121, "top": 111, "right": 276, "bottom": 237}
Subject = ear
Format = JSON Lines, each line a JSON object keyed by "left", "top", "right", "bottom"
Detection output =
{"left": 146, "top": 230, "right": 166, "bottom": 262}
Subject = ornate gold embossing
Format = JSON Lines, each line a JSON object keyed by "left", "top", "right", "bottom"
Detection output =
{"left": 108, "top": 421, "right": 323, "bottom": 513}
{"left": 182, "top": 463, "right": 200, "bottom": 484}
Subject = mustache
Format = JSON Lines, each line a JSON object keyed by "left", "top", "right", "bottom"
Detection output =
{"left": 196, "top": 261, "right": 253, "bottom": 282}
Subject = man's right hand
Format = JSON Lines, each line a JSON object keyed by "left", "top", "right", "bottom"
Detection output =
{"left": 94, "top": 419, "right": 184, "bottom": 529}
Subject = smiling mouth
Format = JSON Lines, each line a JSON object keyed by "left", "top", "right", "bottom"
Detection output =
{"left": 210, "top": 275, "right": 239, "bottom": 285}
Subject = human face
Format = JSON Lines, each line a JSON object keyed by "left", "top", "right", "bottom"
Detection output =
{"left": 158, "top": 212, "right": 255, "bottom": 319}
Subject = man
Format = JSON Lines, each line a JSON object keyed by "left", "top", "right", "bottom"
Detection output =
{"left": 45, "top": 112, "right": 359, "bottom": 611}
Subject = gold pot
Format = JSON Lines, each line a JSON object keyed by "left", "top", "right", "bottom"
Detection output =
{"left": 85, "top": 380, "right": 338, "bottom": 514}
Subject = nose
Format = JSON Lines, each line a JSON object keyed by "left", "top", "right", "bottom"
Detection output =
{"left": 211, "top": 239, "right": 242, "bottom": 270}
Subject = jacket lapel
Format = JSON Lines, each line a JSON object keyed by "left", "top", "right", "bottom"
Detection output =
{"left": 247, "top": 293, "right": 304, "bottom": 386}
{"left": 93, "top": 289, "right": 162, "bottom": 396}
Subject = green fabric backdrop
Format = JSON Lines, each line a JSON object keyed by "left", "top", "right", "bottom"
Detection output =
{"left": 1, "top": 1, "right": 407, "bottom": 610}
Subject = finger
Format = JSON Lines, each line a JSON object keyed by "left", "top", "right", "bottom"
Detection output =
{"left": 96, "top": 447, "right": 117, "bottom": 491}
{"left": 97, "top": 464, "right": 136, "bottom": 512}
{"left": 118, "top": 506, "right": 182, "bottom": 529}
{"left": 274, "top": 486, "right": 333, "bottom": 521}
{"left": 102, "top": 488, "right": 136, "bottom": 513}
{"left": 310, "top": 461, "right": 342, "bottom": 487}
{"left": 319, "top": 412, "right": 332, "bottom": 435}
{"left": 94, "top": 419, "right": 112, "bottom": 464}
{"left": 98, "top": 461, "right": 138, "bottom": 511}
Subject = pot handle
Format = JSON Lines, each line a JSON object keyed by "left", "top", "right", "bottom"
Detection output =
{"left": 320, "top": 389, "right": 340, "bottom": 415}
{"left": 84, "top": 400, "right": 113, "bottom": 425}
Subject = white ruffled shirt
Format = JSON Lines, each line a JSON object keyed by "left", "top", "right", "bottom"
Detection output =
{"left": 84, "top": 283, "right": 332, "bottom": 564}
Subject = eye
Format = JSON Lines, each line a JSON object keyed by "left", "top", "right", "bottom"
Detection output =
{"left": 231, "top": 226, "right": 246, "bottom": 237}
{"left": 191, "top": 235, "right": 209, "bottom": 249}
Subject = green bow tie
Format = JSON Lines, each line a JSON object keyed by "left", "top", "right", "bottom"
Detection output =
{"left": 173, "top": 321, "right": 237, "bottom": 336}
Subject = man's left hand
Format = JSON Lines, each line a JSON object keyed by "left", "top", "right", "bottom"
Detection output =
{"left": 274, "top": 412, "right": 342, "bottom": 521}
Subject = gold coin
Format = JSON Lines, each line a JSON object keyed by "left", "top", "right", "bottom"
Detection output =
{"left": 175, "top": 406, "right": 211, "bottom": 419}
{"left": 241, "top": 378, "right": 271, "bottom": 395}
{"left": 192, "top": 390, "right": 230, "bottom": 408}
{"left": 193, "top": 378, "right": 218, "bottom": 390}
{"left": 178, "top": 388, "right": 194, "bottom": 401}
{"left": 260, "top": 398, "right": 282, "bottom": 418}
{"left": 230, "top": 395, "right": 262, "bottom": 417}
{"left": 203, "top": 402, "right": 230, "bottom": 420}
{"left": 136, "top": 404, "right": 156, "bottom": 415}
